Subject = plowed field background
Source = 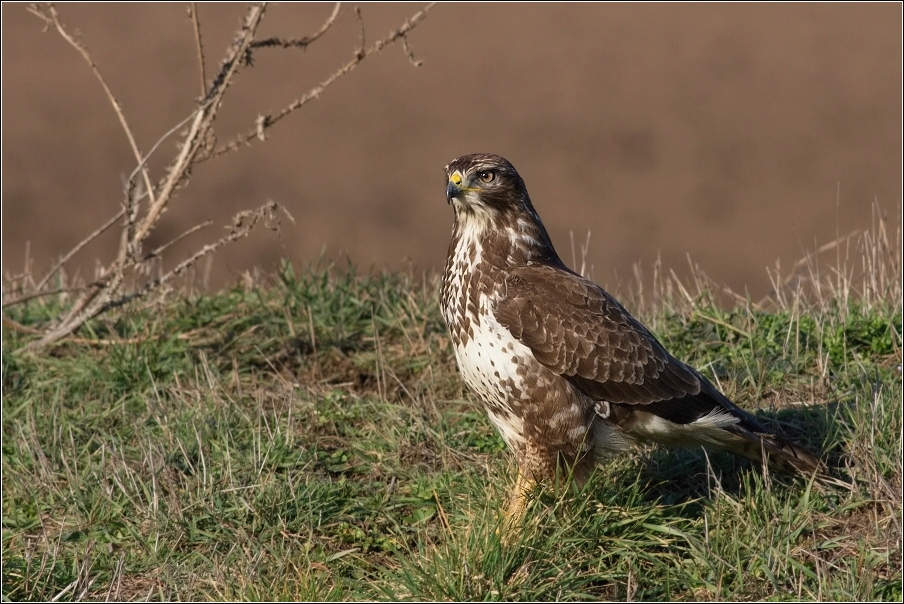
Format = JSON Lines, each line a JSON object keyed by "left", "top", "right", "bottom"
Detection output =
{"left": 3, "top": 3, "right": 900, "bottom": 298}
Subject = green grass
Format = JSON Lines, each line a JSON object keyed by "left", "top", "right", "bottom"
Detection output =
{"left": 3, "top": 230, "right": 901, "bottom": 600}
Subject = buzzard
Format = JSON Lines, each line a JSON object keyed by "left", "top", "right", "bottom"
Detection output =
{"left": 440, "top": 153, "right": 819, "bottom": 523}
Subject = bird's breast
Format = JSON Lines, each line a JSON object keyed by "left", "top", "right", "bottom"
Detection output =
{"left": 450, "top": 289, "right": 534, "bottom": 449}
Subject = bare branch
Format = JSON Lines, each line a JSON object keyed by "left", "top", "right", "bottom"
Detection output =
{"left": 250, "top": 2, "right": 341, "bottom": 51}
{"left": 2, "top": 288, "right": 85, "bottom": 308}
{"left": 105, "top": 202, "right": 289, "bottom": 313}
{"left": 133, "top": 2, "right": 268, "bottom": 246}
{"left": 33, "top": 208, "right": 126, "bottom": 293}
{"left": 21, "top": 201, "right": 286, "bottom": 352}
{"left": 14, "top": 2, "right": 434, "bottom": 352}
{"left": 354, "top": 6, "right": 366, "bottom": 59}
{"left": 204, "top": 2, "right": 269, "bottom": 102}
{"left": 209, "top": 2, "right": 435, "bottom": 160}
{"left": 126, "top": 109, "right": 201, "bottom": 187}
{"left": 145, "top": 220, "right": 214, "bottom": 261}
{"left": 402, "top": 34, "right": 424, "bottom": 67}
{"left": 27, "top": 4, "right": 157, "bottom": 210}
{"left": 24, "top": 278, "right": 109, "bottom": 351}
{"left": 3, "top": 317, "right": 43, "bottom": 335}
{"left": 188, "top": 3, "right": 207, "bottom": 97}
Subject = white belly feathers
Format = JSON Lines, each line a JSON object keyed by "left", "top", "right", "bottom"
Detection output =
{"left": 452, "top": 296, "right": 531, "bottom": 448}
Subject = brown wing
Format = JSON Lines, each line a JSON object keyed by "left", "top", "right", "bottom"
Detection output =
{"left": 494, "top": 264, "right": 821, "bottom": 474}
{"left": 494, "top": 264, "right": 704, "bottom": 404}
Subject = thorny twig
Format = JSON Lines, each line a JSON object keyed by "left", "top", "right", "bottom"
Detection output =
{"left": 250, "top": 2, "right": 341, "bottom": 51}
{"left": 133, "top": 3, "right": 268, "bottom": 246}
{"left": 103, "top": 202, "right": 292, "bottom": 313}
{"left": 11, "top": 2, "right": 433, "bottom": 352}
{"left": 209, "top": 2, "right": 435, "bottom": 158}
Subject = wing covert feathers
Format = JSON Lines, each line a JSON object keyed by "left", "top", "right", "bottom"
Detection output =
{"left": 495, "top": 264, "right": 702, "bottom": 405}
{"left": 495, "top": 263, "right": 821, "bottom": 475}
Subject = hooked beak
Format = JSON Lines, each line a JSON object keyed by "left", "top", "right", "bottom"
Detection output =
{"left": 446, "top": 172, "right": 464, "bottom": 203}
{"left": 446, "top": 181, "right": 462, "bottom": 202}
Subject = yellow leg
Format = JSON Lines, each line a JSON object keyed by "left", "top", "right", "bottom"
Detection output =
{"left": 503, "top": 469, "right": 537, "bottom": 528}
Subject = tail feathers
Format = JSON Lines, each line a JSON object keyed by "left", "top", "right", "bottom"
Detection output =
{"left": 726, "top": 425, "right": 821, "bottom": 475}
{"left": 615, "top": 406, "right": 822, "bottom": 476}
{"left": 612, "top": 376, "right": 822, "bottom": 476}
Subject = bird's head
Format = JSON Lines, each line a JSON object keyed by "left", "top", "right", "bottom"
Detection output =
{"left": 444, "top": 153, "right": 531, "bottom": 223}
{"left": 443, "top": 153, "right": 560, "bottom": 265}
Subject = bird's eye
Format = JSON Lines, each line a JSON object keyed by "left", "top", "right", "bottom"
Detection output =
{"left": 477, "top": 170, "right": 496, "bottom": 184}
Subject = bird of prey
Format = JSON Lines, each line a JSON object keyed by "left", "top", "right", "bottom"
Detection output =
{"left": 440, "top": 153, "right": 819, "bottom": 523}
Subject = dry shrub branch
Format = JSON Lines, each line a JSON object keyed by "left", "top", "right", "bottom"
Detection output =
{"left": 7, "top": 2, "right": 434, "bottom": 352}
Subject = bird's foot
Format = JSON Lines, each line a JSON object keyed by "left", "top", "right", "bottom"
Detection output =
{"left": 498, "top": 471, "right": 538, "bottom": 541}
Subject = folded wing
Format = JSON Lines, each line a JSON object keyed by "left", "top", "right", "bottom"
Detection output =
{"left": 494, "top": 263, "right": 819, "bottom": 474}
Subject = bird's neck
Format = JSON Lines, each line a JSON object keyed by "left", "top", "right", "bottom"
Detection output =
{"left": 448, "top": 208, "right": 562, "bottom": 273}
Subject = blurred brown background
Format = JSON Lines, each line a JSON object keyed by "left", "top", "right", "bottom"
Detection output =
{"left": 2, "top": 3, "right": 901, "bottom": 299}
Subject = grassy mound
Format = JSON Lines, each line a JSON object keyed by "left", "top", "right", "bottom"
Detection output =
{"left": 3, "top": 230, "right": 900, "bottom": 600}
